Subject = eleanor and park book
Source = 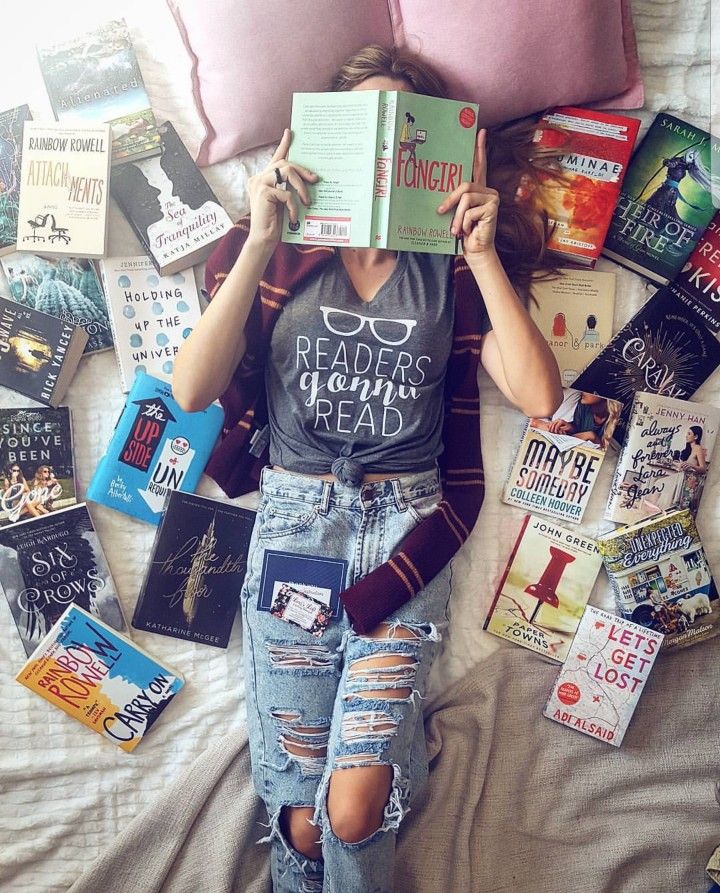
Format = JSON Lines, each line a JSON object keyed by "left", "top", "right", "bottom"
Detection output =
{"left": 0, "top": 104, "right": 32, "bottom": 256}
{"left": 16, "top": 604, "right": 184, "bottom": 752}
{"left": 668, "top": 210, "right": 720, "bottom": 332}
{"left": 282, "top": 90, "right": 479, "bottom": 254}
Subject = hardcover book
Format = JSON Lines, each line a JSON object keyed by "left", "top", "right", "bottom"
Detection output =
{"left": 0, "top": 296, "right": 88, "bottom": 406}
{"left": 37, "top": 19, "right": 161, "bottom": 166}
{"left": 606, "top": 392, "right": 719, "bottom": 525}
{"left": 110, "top": 122, "right": 233, "bottom": 276}
{"left": 0, "top": 503, "right": 126, "bottom": 656}
{"left": 0, "top": 105, "right": 32, "bottom": 256}
{"left": 1, "top": 253, "right": 112, "bottom": 355}
{"left": 133, "top": 491, "right": 256, "bottom": 648}
{"left": 603, "top": 113, "right": 720, "bottom": 285}
{"left": 87, "top": 372, "right": 224, "bottom": 525}
{"left": 529, "top": 269, "right": 616, "bottom": 386}
{"left": 98, "top": 256, "right": 201, "bottom": 391}
{"left": 0, "top": 406, "right": 77, "bottom": 526}
{"left": 534, "top": 107, "right": 640, "bottom": 266}
{"left": 282, "top": 90, "right": 479, "bottom": 254}
{"left": 502, "top": 388, "right": 622, "bottom": 524}
{"left": 16, "top": 121, "right": 112, "bottom": 259}
{"left": 543, "top": 605, "right": 664, "bottom": 747}
{"left": 483, "top": 514, "right": 602, "bottom": 662}
{"left": 669, "top": 211, "right": 720, "bottom": 332}
{"left": 598, "top": 508, "right": 720, "bottom": 651}
{"left": 16, "top": 604, "right": 184, "bottom": 752}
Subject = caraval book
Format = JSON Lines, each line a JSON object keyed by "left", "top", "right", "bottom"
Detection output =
{"left": 668, "top": 211, "right": 720, "bottom": 332}
{"left": 110, "top": 122, "right": 233, "bottom": 276}
{"left": 502, "top": 388, "right": 622, "bottom": 525}
{"left": 484, "top": 514, "right": 602, "bottom": 662}
{"left": 0, "top": 296, "right": 88, "bottom": 407}
{"left": 282, "top": 90, "right": 479, "bottom": 254}
{"left": 87, "top": 372, "right": 223, "bottom": 525}
{"left": 0, "top": 105, "right": 32, "bottom": 256}
{"left": 133, "top": 491, "right": 256, "bottom": 648}
{"left": 606, "top": 392, "right": 719, "bottom": 525}
{"left": 598, "top": 508, "right": 719, "bottom": 651}
{"left": 98, "top": 256, "right": 201, "bottom": 391}
{"left": 543, "top": 605, "right": 663, "bottom": 747}
{"left": 16, "top": 121, "right": 112, "bottom": 259}
{"left": 37, "top": 19, "right": 161, "bottom": 166}
{"left": 603, "top": 112, "right": 720, "bottom": 285}
{"left": 16, "top": 604, "right": 184, "bottom": 752}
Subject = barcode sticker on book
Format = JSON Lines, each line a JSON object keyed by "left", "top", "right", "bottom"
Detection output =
{"left": 304, "top": 216, "right": 351, "bottom": 242}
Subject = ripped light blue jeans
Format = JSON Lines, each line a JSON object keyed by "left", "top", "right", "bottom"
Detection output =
{"left": 240, "top": 466, "right": 451, "bottom": 893}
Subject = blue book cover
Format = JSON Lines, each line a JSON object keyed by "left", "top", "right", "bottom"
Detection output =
{"left": 87, "top": 372, "right": 223, "bottom": 525}
{"left": 257, "top": 549, "right": 348, "bottom": 619}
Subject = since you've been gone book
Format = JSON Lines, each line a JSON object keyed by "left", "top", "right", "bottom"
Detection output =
{"left": 282, "top": 90, "right": 478, "bottom": 254}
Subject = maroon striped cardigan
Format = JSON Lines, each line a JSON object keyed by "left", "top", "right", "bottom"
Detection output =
{"left": 204, "top": 217, "right": 486, "bottom": 634}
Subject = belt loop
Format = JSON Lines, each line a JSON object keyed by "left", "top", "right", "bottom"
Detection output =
{"left": 318, "top": 480, "right": 332, "bottom": 516}
{"left": 391, "top": 479, "right": 407, "bottom": 512}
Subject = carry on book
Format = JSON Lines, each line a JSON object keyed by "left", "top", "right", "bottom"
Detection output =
{"left": 16, "top": 604, "right": 184, "bottom": 752}
{"left": 668, "top": 211, "right": 720, "bottom": 332}
{"left": 0, "top": 105, "right": 32, "bottom": 256}
{"left": 282, "top": 90, "right": 479, "bottom": 254}
{"left": 543, "top": 605, "right": 663, "bottom": 747}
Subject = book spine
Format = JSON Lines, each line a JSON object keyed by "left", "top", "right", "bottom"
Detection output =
{"left": 97, "top": 262, "right": 130, "bottom": 391}
{"left": 483, "top": 513, "right": 530, "bottom": 628}
{"left": 370, "top": 91, "right": 397, "bottom": 249}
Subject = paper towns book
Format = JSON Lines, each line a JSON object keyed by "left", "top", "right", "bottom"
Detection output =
{"left": 282, "top": 90, "right": 478, "bottom": 254}
{"left": 98, "top": 256, "right": 201, "bottom": 391}
{"left": 603, "top": 113, "right": 720, "bottom": 285}
{"left": 16, "top": 121, "right": 112, "bottom": 259}
{"left": 598, "top": 508, "right": 720, "bottom": 651}
{"left": 543, "top": 605, "right": 663, "bottom": 747}
{"left": 668, "top": 211, "right": 720, "bottom": 332}
{"left": 16, "top": 604, "right": 184, "bottom": 752}
{"left": 606, "top": 392, "right": 719, "bottom": 525}
{"left": 502, "top": 388, "right": 622, "bottom": 524}
{"left": 0, "top": 105, "right": 32, "bottom": 256}
{"left": 484, "top": 514, "right": 602, "bottom": 662}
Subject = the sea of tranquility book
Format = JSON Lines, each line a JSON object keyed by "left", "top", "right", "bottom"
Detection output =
{"left": 543, "top": 605, "right": 663, "bottom": 747}
{"left": 133, "top": 491, "right": 256, "bottom": 648}
{"left": 668, "top": 210, "right": 720, "bottom": 332}
{"left": 598, "top": 508, "right": 720, "bottom": 651}
{"left": 0, "top": 296, "right": 88, "bottom": 406}
{"left": 87, "top": 372, "right": 224, "bottom": 525}
{"left": 110, "top": 122, "right": 233, "bottom": 276}
{"left": 98, "top": 256, "right": 201, "bottom": 391}
{"left": 0, "top": 503, "right": 126, "bottom": 656}
{"left": 0, "top": 406, "right": 77, "bottom": 526}
{"left": 16, "top": 604, "right": 184, "bottom": 752}
{"left": 0, "top": 104, "right": 32, "bottom": 256}
{"left": 282, "top": 90, "right": 479, "bottom": 254}
{"left": 606, "top": 392, "right": 719, "bottom": 525}
{"left": 484, "top": 514, "right": 602, "bottom": 662}
{"left": 37, "top": 19, "right": 161, "bottom": 166}
{"left": 533, "top": 106, "right": 640, "bottom": 266}
{"left": 603, "top": 112, "right": 720, "bottom": 285}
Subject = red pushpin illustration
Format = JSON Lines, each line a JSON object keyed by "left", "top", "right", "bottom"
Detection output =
{"left": 552, "top": 313, "right": 567, "bottom": 337}
{"left": 525, "top": 547, "right": 575, "bottom": 624}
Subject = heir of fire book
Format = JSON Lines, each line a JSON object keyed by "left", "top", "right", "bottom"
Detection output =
{"left": 484, "top": 514, "right": 602, "bottom": 662}
{"left": 606, "top": 392, "right": 719, "bottom": 525}
{"left": 598, "top": 508, "right": 719, "bottom": 651}
{"left": 0, "top": 406, "right": 77, "bottom": 527}
{"left": 110, "top": 122, "right": 233, "bottom": 276}
{"left": 603, "top": 113, "right": 720, "bottom": 285}
{"left": 16, "top": 121, "right": 112, "bottom": 259}
{"left": 133, "top": 491, "right": 256, "bottom": 648}
{"left": 87, "top": 372, "right": 224, "bottom": 525}
{"left": 37, "top": 19, "right": 161, "bottom": 166}
{"left": 502, "top": 388, "right": 622, "bottom": 525}
{"left": 543, "top": 605, "right": 664, "bottom": 747}
{"left": 0, "top": 503, "right": 126, "bottom": 656}
{"left": 16, "top": 604, "right": 184, "bottom": 752}
{"left": 0, "top": 105, "right": 32, "bottom": 256}
{"left": 281, "top": 90, "right": 479, "bottom": 254}
{"left": 98, "top": 256, "right": 201, "bottom": 391}
{"left": 0, "top": 296, "right": 88, "bottom": 407}
{"left": 669, "top": 211, "right": 720, "bottom": 332}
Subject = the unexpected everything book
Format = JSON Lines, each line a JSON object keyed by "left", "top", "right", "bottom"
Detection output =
{"left": 0, "top": 105, "right": 32, "bottom": 256}
{"left": 668, "top": 211, "right": 720, "bottom": 332}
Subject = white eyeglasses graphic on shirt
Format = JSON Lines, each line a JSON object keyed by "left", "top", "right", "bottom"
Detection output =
{"left": 319, "top": 306, "right": 417, "bottom": 346}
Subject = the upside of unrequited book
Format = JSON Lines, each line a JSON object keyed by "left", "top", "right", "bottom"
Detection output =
{"left": 16, "top": 604, "right": 183, "bottom": 752}
{"left": 598, "top": 508, "right": 719, "bottom": 651}
{"left": 133, "top": 491, "right": 255, "bottom": 648}
{"left": 282, "top": 90, "right": 479, "bottom": 254}
{"left": 502, "top": 388, "right": 622, "bottom": 525}
{"left": 603, "top": 112, "right": 720, "bottom": 285}
{"left": 98, "top": 256, "right": 201, "bottom": 391}
{"left": 543, "top": 605, "right": 663, "bottom": 747}
{"left": 669, "top": 211, "right": 720, "bottom": 332}
{"left": 0, "top": 105, "right": 32, "bottom": 256}
{"left": 606, "top": 392, "right": 719, "bottom": 525}
{"left": 37, "top": 19, "right": 161, "bottom": 166}
{"left": 484, "top": 514, "right": 602, "bottom": 662}
{"left": 87, "top": 372, "right": 223, "bottom": 525}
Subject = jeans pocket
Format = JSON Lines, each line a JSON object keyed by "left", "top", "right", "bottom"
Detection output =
{"left": 406, "top": 492, "right": 441, "bottom": 525}
{"left": 257, "top": 495, "right": 321, "bottom": 540}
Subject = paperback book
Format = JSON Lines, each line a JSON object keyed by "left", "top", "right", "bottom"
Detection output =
{"left": 668, "top": 211, "right": 720, "bottom": 332}
{"left": 0, "top": 105, "right": 32, "bottom": 256}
